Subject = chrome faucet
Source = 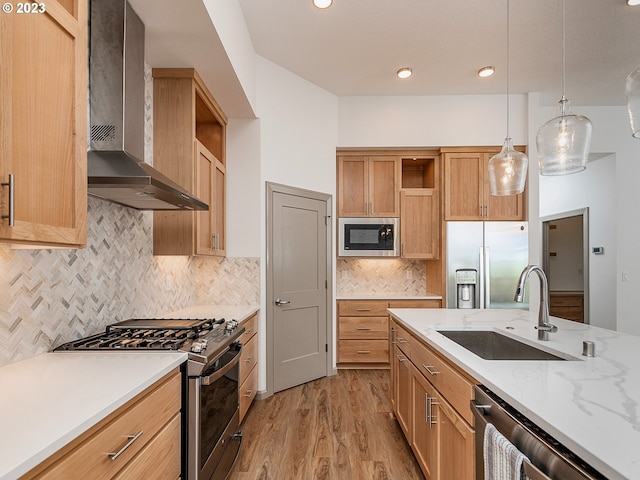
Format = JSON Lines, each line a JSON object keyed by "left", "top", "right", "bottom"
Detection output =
{"left": 514, "top": 265, "right": 557, "bottom": 341}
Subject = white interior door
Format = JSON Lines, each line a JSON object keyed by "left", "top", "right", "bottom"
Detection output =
{"left": 270, "top": 188, "right": 329, "bottom": 393}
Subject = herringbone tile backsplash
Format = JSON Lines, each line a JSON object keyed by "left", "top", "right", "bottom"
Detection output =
{"left": 337, "top": 258, "right": 427, "bottom": 295}
{"left": 0, "top": 198, "right": 260, "bottom": 367}
{"left": 0, "top": 64, "right": 260, "bottom": 367}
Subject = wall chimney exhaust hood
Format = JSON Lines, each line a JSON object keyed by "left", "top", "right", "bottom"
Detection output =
{"left": 87, "top": 0, "right": 208, "bottom": 211}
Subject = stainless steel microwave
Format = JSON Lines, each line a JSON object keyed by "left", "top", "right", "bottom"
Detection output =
{"left": 338, "top": 217, "right": 399, "bottom": 257}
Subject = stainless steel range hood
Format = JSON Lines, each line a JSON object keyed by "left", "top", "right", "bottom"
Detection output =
{"left": 87, "top": 0, "right": 208, "bottom": 211}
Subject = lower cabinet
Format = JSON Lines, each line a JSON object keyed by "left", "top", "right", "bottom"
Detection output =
{"left": 338, "top": 299, "right": 441, "bottom": 368}
{"left": 391, "top": 318, "right": 477, "bottom": 480}
{"left": 22, "top": 369, "right": 182, "bottom": 480}
{"left": 239, "top": 313, "right": 259, "bottom": 423}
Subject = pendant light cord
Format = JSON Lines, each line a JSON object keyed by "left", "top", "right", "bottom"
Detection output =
{"left": 561, "top": 0, "right": 567, "bottom": 115}
{"left": 506, "top": 0, "right": 510, "bottom": 138}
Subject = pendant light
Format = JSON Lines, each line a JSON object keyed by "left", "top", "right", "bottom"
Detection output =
{"left": 488, "top": 0, "right": 528, "bottom": 196}
{"left": 536, "top": 0, "right": 592, "bottom": 175}
{"left": 626, "top": 65, "right": 640, "bottom": 138}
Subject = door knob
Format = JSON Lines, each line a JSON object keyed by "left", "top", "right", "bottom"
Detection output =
{"left": 275, "top": 299, "right": 290, "bottom": 306}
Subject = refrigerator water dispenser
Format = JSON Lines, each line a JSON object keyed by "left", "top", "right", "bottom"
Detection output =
{"left": 456, "top": 268, "right": 477, "bottom": 309}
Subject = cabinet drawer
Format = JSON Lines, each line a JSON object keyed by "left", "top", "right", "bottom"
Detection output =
{"left": 339, "top": 316, "right": 388, "bottom": 339}
{"left": 338, "top": 340, "right": 389, "bottom": 363}
{"left": 29, "top": 371, "right": 182, "bottom": 480}
{"left": 240, "top": 333, "right": 258, "bottom": 385}
{"left": 240, "top": 365, "right": 258, "bottom": 423}
{"left": 391, "top": 321, "right": 412, "bottom": 357}
{"left": 338, "top": 300, "right": 389, "bottom": 316}
{"left": 389, "top": 299, "right": 441, "bottom": 308}
{"left": 113, "top": 413, "right": 181, "bottom": 480}
{"left": 239, "top": 313, "right": 258, "bottom": 344}
{"left": 549, "top": 293, "right": 583, "bottom": 307}
{"left": 411, "top": 340, "right": 476, "bottom": 425}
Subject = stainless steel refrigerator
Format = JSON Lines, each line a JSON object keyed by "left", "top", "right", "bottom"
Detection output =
{"left": 446, "top": 222, "right": 529, "bottom": 309}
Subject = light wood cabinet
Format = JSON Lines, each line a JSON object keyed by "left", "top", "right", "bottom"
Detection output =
{"left": 549, "top": 291, "right": 584, "bottom": 323}
{"left": 0, "top": 0, "right": 87, "bottom": 247}
{"left": 337, "top": 300, "right": 389, "bottom": 366}
{"left": 400, "top": 189, "right": 440, "bottom": 259}
{"left": 239, "top": 313, "right": 259, "bottom": 422}
{"left": 337, "top": 156, "right": 400, "bottom": 217}
{"left": 443, "top": 148, "right": 526, "bottom": 221}
{"left": 22, "top": 369, "right": 182, "bottom": 480}
{"left": 390, "top": 318, "right": 477, "bottom": 480}
{"left": 152, "top": 68, "right": 227, "bottom": 256}
{"left": 338, "top": 299, "right": 441, "bottom": 368}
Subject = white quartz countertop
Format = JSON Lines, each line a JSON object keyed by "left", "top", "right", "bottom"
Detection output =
{"left": 0, "top": 304, "right": 259, "bottom": 480}
{"left": 388, "top": 308, "right": 640, "bottom": 480}
{"left": 0, "top": 351, "right": 186, "bottom": 480}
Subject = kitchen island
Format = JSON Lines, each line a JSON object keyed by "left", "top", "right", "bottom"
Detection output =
{"left": 388, "top": 307, "right": 640, "bottom": 480}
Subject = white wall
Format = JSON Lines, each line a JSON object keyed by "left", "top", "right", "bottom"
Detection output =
{"left": 226, "top": 117, "right": 261, "bottom": 257}
{"left": 241, "top": 56, "right": 338, "bottom": 390}
{"left": 539, "top": 157, "right": 616, "bottom": 330}
{"left": 338, "top": 94, "right": 528, "bottom": 147}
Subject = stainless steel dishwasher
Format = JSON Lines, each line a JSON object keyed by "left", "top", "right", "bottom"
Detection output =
{"left": 471, "top": 386, "right": 607, "bottom": 480}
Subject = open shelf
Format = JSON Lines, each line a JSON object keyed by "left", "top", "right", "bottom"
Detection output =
{"left": 402, "top": 157, "right": 436, "bottom": 189}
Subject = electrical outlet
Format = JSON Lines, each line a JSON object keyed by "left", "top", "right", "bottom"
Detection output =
{"left": 622, "top": 271, "right": 631, "bottom": 283}
{"left": 341, "top": 271, "right": 348, "bottom": 280}
{"left": 407, "top": 270, "right": 413, "bottom": 280}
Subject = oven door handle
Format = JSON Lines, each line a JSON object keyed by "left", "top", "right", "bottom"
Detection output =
{"left": 201, "top": 346, "right": 242, "bottom": 386}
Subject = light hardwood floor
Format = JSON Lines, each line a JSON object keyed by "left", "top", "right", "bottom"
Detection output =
{"left": 229, "top": 369, "right": 425, "bottom": 480}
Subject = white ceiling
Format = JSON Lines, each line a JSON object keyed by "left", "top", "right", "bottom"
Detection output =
{"left": 238, "top": 0, "right": 640, "bottom": 107}
{"left": 130, "top": 0, "right": 640, "bottom": 117}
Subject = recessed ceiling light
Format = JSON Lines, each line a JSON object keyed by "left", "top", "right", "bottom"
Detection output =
{"left": 313, "top": 0, "right": 333, "bottom": 9}
{"left": 628, "top": 0, "right": 640, "bottom": 5}
{"left": 397, "top": 67, "right": 413, "bottom": 79}
{"left": 478, "top": 66, "right": 495, "bottom": 78}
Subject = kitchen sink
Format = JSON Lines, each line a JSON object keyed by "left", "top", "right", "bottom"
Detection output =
{"left": 437, "top": 330, "right": 572, "bottom": 361}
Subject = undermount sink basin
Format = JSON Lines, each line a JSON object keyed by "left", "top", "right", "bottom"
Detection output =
{"left": 438, "top": 330, "right": 572, "bottom": 361}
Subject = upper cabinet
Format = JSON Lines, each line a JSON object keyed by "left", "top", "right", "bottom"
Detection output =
{"left": 0, "top": 1, "right": 88, "bottom": 247}
{"left": 152, "top": 68, "right": 227, "bottom": 256}
{"left": 399, "top": 155, "right": 440, "bottom": 259}
{"left": 443, "top": 148, "right": 526, "bottom": 221}
{"left": 337, "top": 156, "right": 400, "bottom": 217}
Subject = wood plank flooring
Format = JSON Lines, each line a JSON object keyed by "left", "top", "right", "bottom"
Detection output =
{"left": 229, "top": 369, "right": 425, "bottom": 480}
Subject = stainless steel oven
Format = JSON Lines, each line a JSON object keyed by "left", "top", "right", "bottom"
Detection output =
{"left": 338, "top": 217, "right": 399, "bottom": 257}
{"left": 187, "top": 342, "right": 243, "bottom": 480}
{"left": 55, "top": 317, "right": 245, "bottom": 480}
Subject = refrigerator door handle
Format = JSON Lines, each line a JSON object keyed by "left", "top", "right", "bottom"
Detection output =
{"left": 484, "top": 246, "right": 491, "bottom": 309}
{"left": 479, "top": 247, "right": 485, "bottom": 309}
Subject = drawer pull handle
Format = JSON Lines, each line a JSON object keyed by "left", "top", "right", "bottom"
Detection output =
{"left": 244, "top": 390, "right": 253, "bottom": 398}
{"left": 108, "top": 431, "right": 143, "bottom": 461}
{"left": 396, "top": 354, "right": 407, "bottom": 362}
{"left": 397, "top": 337, "right": 408, "bottom": 344}
{"left": 356, "top": 308, "right": 371, "bottom": 312}
{"left": 423, "top": 365, "right": 440, "bottom": 376}
{"left": 245, "top": 357, "right": 253, "bottom": 362}
{"left": 356, "top": 327, "right": 371, "bottom": 331}
{"left": 357, "top": 350, "right": 371, "bottom": 354}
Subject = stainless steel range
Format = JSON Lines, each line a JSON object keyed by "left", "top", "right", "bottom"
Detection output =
{"left": 55, "top": 317, "right": 245, "bottom": 480}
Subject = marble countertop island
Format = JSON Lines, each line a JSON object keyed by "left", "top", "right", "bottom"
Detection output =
{"left": 388, "top": 308, "right": 640, "bottom": 480}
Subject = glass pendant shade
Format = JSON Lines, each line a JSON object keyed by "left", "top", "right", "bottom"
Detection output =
{"left": 626, "top": 65, "right": 640, "bottom": 138}
{"left": 488, "top": 137, "right": 528, "bottom": 196}
{"left": 536, "top": 98, "right": 592, "bottom": 175}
